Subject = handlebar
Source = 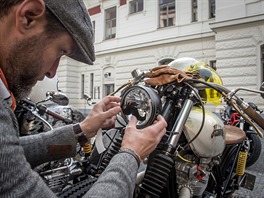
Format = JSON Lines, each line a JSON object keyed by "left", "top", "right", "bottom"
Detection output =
{"left": 21, "top": 98, "right": 73, "bottom": 124}
{"left": 185, "top": 79, "right": 264, "bottom": 132}
{"left": 216, "top": 85, "right": 264, "bottom": 131}
{"left": 235, "top": 98, "right": 264, "bottom": 130}
{"left": 37, "top": 104, "right": 73, "bottom": 124}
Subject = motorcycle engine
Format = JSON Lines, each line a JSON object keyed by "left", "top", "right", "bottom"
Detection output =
{"left": 36, "top": 158, "right": 83, "bottom": 194}
{"left": 16, "top": 100, "right": 87, "bottom": 194}
{"left": 175, "top": 154, "right": 214, "bottom": 197}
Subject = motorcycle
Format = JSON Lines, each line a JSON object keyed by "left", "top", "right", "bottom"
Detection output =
{"left": 219, "top": 101, "right": 263, "bottom": 167}
{"left": 58, "top": 60, "right": 264, "bottom": 198}
{"left": 15, "top": 91, "right": 86, "bottom": 134}
{"left": 15, "top": 91, "right": 92, "bottom": 194}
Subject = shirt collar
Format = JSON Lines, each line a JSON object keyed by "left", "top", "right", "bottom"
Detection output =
{"left": 0, "top": 68, "right": 16, "bottom": 110}
{"left": 0, "top": 78, "right": 14, "bottom": 106}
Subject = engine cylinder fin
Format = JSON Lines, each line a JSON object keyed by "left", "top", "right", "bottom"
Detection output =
{"left": 144, "top": 170, "right": 168, "bottom": 183}
{"left": 138, "top": 153, "right": 174, "bottom": 198}
{"left": 149, "top": 160, "right": 171, "bottom": 172}
{"left": 99, "top": 136, "right": 123, "bottom": 172}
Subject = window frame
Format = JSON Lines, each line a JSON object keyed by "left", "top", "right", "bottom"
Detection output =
{"left": 105, "top": 6, "right": 117, "bottom": 40}
{"left": 81, "top": 74, "right": 85, "bottom": 99}
{"left": 90, "top": 73, "right": 94, "bottom": 99}
{"left": 191, "top": 0, "right": 198, "bottom": 22}
{"left": 261, "top": 44, "right": 264, "bottom": 83}
{"left": 92, "top": 21, "right": 95, "bottom": 42}
{"left": 104, "top": 84, "right": 115, "bottom": 97}
{"left": 209, "top": 60, "right": 217, "bottom": 71}
{"left": 209, "top": 0, "right": 216, "bottom": 19}
{"left": 129, "top": 0, "right": 144, "bottom": 14}
{"left": 159, "top": 0, "right": 176, "bottom": 28}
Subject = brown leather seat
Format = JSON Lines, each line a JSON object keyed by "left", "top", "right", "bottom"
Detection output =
{"left": 225, "top": 125, "right": 246, "bottom": 145}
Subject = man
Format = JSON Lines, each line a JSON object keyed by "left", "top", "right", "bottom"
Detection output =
{"left": 0, "top": 0, "right": 167, "bottom": 197}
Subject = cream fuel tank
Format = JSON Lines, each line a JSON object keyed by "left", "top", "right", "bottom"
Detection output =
{"left": 184, "top": 106, "right": 226, "bottom": 158}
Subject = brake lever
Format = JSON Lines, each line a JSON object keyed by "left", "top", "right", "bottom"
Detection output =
{"left": 229, "top": 100, "right": 263, "bottom": 138}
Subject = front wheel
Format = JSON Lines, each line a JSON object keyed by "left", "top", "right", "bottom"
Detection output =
{"left": 246, "top": 133, "right": 262, "bottom": 167}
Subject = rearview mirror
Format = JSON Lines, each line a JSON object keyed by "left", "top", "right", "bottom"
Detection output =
{"left": 46, "top": 91, "right": 69, "bottom": 106}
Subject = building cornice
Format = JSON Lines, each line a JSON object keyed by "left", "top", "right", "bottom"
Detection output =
{"left": 95, "top": 31, "right": 215, "bottom": 55}
{"left": 209, "top": 14, "right": 264, "bottom": 30}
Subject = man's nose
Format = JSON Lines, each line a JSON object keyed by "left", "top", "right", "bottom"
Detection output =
{"left": 46, "top": 58, "right": 60, "bottom": 78}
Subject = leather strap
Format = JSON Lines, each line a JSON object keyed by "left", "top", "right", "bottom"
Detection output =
{"left": 73, "top": 123, "right": 88, "bottom": 146}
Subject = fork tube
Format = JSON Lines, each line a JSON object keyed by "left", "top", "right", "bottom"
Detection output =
{"left": 169, "top": 99, "right": 193, "bottom": 148}
{"left": 161, "top": 99, "right": 174, "bottom": 121}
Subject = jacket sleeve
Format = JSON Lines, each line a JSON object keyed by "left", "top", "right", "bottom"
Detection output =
{"left": 84, "top": 153, "right": 138, "bottom": 198}
{"left": 0, "top": 100, "right": 57, "bottom": 198}
{"left": 0, "top": 100, "right": 138, "bottom": 198}
{"left": 20, "top": 124, "right": 78, "bottom": 167}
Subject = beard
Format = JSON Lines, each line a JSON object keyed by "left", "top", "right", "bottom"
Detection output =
{"left": 4, "top": 34, "right": 47, "bottom": 100}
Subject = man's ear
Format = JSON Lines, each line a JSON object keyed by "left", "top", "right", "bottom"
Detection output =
{"left": 15, "top": 0, "right": 46, "bottom": 34}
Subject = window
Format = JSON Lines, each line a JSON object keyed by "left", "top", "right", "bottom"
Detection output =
{"left": 261, "top": 44, "right": 264, "bottom": 82}
{"left": 94, "top": 86, "right": 100, "bottom": 99}
{"left": 209, "top": 0, "right": 215, "bottom": 18}
{"left": 81, "top": 74, "right": 85, "bottom": 98}
{"left": 105, "top": 7, "right": 116, "bottom": 40}
{"left": 129, "top": 0, "right": 143, "bottom": 14}
{"left": 209, "top": 60, "right": 217, "bottom": 71}
{"left": 92, "top": 21, "right": 95, "bottom": 42}
{"left": 104, "top": 84, "right": 114, "bottom": 96}
{"left": 192, "top": 0, "right": 198, "bottom": 22}
{"left": 90, "top": 73, "right": 94, "bottom": 99}
{"left": 159, "top": 0, "right": 175, "bottom": 28}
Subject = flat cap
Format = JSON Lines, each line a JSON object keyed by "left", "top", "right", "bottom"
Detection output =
{"left": 44, "top": 0, "right": 95, "bottom": 65}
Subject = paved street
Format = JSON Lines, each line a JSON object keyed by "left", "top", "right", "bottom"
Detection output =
{"left": 233, "top": 136, "right": 264, "bottom": 198}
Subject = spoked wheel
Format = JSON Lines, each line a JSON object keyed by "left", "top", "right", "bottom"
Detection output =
{"left": 246, "top": 133, "right": 262, "bottom": 167}
{"left": 58, "top": 177, "right": 97, "bottom": 198}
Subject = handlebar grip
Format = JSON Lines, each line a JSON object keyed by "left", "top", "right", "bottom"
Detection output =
{"left": 243, "top": 106, "right": 264, "bottom": 130}
{"left": 38, "top": 104, "right": 73, "bottom": 124}
{"left": 236, "top": 98, "right": 264, "bottom": 130}
{"left": 46, "top": 109, "right": 73, "bottom": 124}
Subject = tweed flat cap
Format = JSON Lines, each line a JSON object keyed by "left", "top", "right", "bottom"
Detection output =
{"left": 44, "top": 0, "right": 95, "bottom": 65}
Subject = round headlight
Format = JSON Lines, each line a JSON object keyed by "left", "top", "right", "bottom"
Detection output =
{"left": 120, "top": 85, "right": 161, "bottom": 129}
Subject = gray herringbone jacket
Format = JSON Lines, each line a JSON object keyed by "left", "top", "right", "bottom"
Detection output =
{"left": 0, "top": 98, "right": 137, "bottom": 198}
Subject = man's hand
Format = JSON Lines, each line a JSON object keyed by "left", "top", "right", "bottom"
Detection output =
{"left": 80, "top": 96, "right": 121, "bottom": 138}
{"left": 121, "top": 115, "right": 167, "bottom": 161}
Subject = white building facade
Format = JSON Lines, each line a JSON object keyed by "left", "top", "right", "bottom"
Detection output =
{"left": 56, "top": 0, "right": 264, "bottom": 114}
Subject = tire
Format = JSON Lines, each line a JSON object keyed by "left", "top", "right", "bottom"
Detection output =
{"left": 58, "top": 177, "right": 97, "bottom": 198}
{"left": 246, "top": 133, "right": 262, "bottom": 167}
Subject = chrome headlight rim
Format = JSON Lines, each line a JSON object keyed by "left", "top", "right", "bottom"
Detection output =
{"left": 120, "top": 85, "right": 161, "bottom": 129}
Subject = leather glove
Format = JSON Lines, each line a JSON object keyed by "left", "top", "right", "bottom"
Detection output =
{"left": 144, "top": 65, "right": 200, "bottom": 86}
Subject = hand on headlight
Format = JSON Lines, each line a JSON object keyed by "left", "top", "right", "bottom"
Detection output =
{"left": 80, "top": 96, "right": 121, "bottom": 138}
{"left": 121, "top": 115, "right": 167, "bottom": 161}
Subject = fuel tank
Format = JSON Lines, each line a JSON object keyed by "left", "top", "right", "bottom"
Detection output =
{"left": 184, "top": 106, "right": 225, "bottom": 158}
